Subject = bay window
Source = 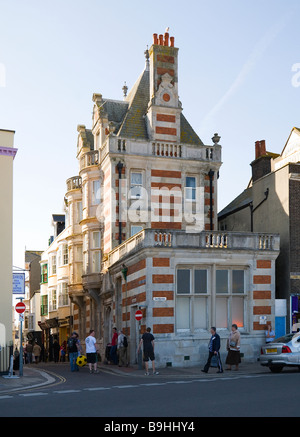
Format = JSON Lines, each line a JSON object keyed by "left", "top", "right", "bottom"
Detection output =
{"left": 176, "top": 266, "right": 247, "bottom": 333}
{"left": 58, "top": 282, "right": 69, "bottom": 307}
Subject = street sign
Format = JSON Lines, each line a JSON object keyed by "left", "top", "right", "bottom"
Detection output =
{"left": 19, "top": 314, "right": 24, "bottom": 322}
{"left": 135, "top": 310, "right": 143, "bottom": 321}
{"left": 13, "top": 273, "right": 25, "bottom": 295}
{"left": 15, "top": 302, "right": 26, "bottom": 314}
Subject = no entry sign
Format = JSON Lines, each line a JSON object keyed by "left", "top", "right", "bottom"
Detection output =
{"left": 15, "top": 302, "right": 26, "bottom": 314}
{"left": 135, "top": 310, "right": 143, "bottom": 321}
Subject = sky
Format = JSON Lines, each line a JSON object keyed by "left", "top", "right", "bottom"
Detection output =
{"left": 0, "top": 0, "right": 300, "bottom": 270}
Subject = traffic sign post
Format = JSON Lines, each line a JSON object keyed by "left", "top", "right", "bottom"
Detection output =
{"left": 15, "top": 301, "right": 26, "bottom": 314}
{"left": 15, "top": 297, "right": 25, "bottom": 376}
{"left": 135, "top": 310, "right": 143, "bottom": 369}
{"left": 135, "top": 310, "right": 143, "bottom": 321}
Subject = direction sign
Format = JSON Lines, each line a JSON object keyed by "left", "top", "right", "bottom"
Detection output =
{"left": 15, "top": 302, "right": 26, "bottom": 314}
{"left": 135, "top": 310, "right": 143, "bottom": 321}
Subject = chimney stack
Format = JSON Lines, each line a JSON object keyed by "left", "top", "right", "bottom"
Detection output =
{"left": 255, "top": 140, "right": 266, "bottom": 159}
{"left": 251, "top": 139, "right": 271, "bottom": 182}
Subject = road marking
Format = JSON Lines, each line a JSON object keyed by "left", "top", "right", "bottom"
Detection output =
{"left": 113, "top": 385, "right": 139, "bottom": 389}
{"left": 84, "top": 387, "right": 111, "bottom": 391}
{"left": 19, "top": 392, "right": 48, "bottom": 397}
{"left": 53, "top": 390, "right": 81, "bottom": 394}
{"left": 0, "top": 395, "right": 13, "bottom": 400}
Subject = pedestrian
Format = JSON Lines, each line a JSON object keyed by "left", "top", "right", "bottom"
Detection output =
{"left": 265, "top": 324, "right": 275, "bottom": 344}
{"left": 60, "top": 343, "right": 66, "bottom": 362}
{"left": 67, "top": 332, "right": 80, "bottom": 372}
{"left": 26, "top": 342, "right": 33, "bottom": 364}
{"left": 225, "top": 324, "right": 241, "bottom": 371}
{"left": 110, "top": 327, "right": 118, "bottom": 365}
{"left": 85, "top": 329, "right": 98, "bottom": 374}
{"left": 201, "top": 327, "right": 223, "bottom": 373}
{"left": 33, "top": 342, "right": 41, "bottom": 364}
{"left": 137, "top": 327, "right": 159, "bottom": 375}
{"left": 117, "top": 329, "right": 128, "bottom": 367}
{"left": 53, "top": 340, "right": 60, "bottom": 363}
{"left": 13, "top": 347, "right": 20, "bottom": 372}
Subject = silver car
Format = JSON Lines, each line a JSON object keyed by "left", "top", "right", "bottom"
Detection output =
{"left": 260, "top": 332, "right": 300, "bottom": 373}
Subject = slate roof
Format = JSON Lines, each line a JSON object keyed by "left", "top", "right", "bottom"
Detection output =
{"left": 101, "top": 67, "right": 203, "bottom": 145}
{"left": 218, "top": 187, "right": 253, "bottom": 219}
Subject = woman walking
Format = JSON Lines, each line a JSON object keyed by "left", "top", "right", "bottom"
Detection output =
{"left": 225, "top": 324, "right": 241, "bottom": 371}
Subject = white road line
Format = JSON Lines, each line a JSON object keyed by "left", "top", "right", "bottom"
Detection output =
{"left": 84, "top": 387, "right": 111, "bottom": 391}
{"left": 113, "top": 385, "right": 139, "bottom": 389}
{"left": 19, "top": 392, "right": 48, "bottom": 397}
{"left": 0, "top": 395, "right": 13, "bottom": 400}
{"left": 53, "top": 390, "right": 81, "bottom": 394}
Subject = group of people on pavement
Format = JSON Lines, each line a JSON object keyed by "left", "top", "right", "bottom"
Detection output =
{"left": 202, "top": 323, "right": 276, "bottom": 374}
{"left": 16, "top": 323, "right": 276, "bottom": 375}
{"left": 202, "top": 324, "right": 241, "bottom": 374}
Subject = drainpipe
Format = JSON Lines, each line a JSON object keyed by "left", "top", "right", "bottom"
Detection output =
{"left": 208, "top": 170, "right": 215, "bottom": 231}
{"left": 117, "top": 161, "right": 124, "bottom": 245}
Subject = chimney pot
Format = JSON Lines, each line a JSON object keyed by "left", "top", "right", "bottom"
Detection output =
{"left": 170, "top": 36, "right": 175, "bottom": 47}
{"left": 164, "top": 32, "right": 169, "bottom": 46}
{"left": 159, "top": 34, "right": 164, "bottom": 45}
{"left": 153, "top": 33, "right": 158, "bottom": 45}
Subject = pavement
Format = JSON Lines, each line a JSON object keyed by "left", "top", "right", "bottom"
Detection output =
{"left": 0, "top": 359, "right": 269, "bottom": 394}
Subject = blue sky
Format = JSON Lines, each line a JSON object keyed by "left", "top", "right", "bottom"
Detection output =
{"left": 0, "top": 0, "right": 299, "bottom": 268}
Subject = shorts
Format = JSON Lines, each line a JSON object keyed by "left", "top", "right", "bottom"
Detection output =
{"left": 86, "top": 352, "right": 97, "bottom": 364}
{"left": 143, "top": 350, "right": 155, "bottom": 362}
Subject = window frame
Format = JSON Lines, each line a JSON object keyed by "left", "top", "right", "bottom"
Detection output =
{"left": 175, "top": 265, "right": 248, "bottom": 334}
{"left": 58, "top": 282, "right": 69, "bottom": 307}
{"left": 176, "top": 266, "right": 210, "bottom": 333}
{"left": 185, "top": 176, "right": 196, "bottom": 201}
{"left": 91, "top": 179, "right": 101, "bottom": 205}
{"left": 130, "top": 171, "right": 143, "bottom": 199}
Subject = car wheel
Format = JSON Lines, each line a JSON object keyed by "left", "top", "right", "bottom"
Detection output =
{"left": 269, "top": 366, "right": 283, "bottom": 373}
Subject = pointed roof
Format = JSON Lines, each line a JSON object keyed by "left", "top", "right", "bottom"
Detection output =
{"left": 117, "top": 69, "right": 150, "bottom": 140}
{"left": 101, "top": 66, "right": 204, "bottom": 145}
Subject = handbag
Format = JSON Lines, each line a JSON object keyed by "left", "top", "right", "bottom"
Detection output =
{"left": 229, "top": 340, "right": 237, "bottom": 348}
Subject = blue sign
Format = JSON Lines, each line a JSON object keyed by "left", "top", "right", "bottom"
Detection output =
{"left": 13, "top": 273, "right": 25, "bottom": 295}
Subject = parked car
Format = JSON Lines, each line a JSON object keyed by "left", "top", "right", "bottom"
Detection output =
{"left": 260, "top": 332, "right": 300, "bottom": 373}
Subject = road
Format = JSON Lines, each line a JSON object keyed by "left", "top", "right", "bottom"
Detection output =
{"left": 0, "top": 363, "right": 299, "bottom": 420}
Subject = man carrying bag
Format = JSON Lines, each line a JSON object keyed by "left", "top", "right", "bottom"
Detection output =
{"left": 202, "top": 327, "right": 223, "bottom": 374}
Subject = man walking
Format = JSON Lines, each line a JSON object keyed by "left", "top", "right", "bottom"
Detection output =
{"left": 117, "top": 329, "right": 127, "bottom": 367}
{"left": 137, "top": 327, "right": 159, "bottom": 375}
{"left": 202, "top": 327, "right": 223, "bottom": 373}
{"left": 110, "top": 327, "right": 118, "bottom": 365}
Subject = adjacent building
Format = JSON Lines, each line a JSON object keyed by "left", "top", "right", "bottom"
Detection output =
{"left": 0, "top": 129, "right": 17, "bottom": 372}
{"left": 38, "top": 32, "right": 280, "bottom": 366}
{"left": 218, "top": 128, "right": 300, "bottom": 335}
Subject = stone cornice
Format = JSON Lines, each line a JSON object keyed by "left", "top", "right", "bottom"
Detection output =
{"left": 0, "top": 146, "right": 18, "bottom": 159}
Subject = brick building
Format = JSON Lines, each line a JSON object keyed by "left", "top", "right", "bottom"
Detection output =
{"left": 219, "top": 128, "right": 300, "bottom": 335}
{"left": 40, "top": 32, "right": 280, "bottom": 366}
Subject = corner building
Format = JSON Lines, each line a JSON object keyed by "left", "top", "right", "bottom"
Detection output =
{"left": 65, "top": 32, "right": 280, "bottom": 366}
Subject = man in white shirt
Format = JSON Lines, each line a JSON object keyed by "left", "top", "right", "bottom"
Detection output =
{"left": 85, "top": 330, "right": 98, "bottom": 373}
